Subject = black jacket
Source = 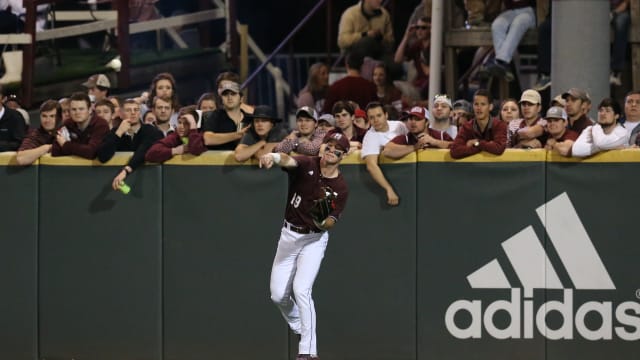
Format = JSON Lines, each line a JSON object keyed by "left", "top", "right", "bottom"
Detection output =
{"left": 0, "top": 106, "right": 26, "bottom": 152}
{"left": 97, "top": 123, "right": 162, "bottom": 170}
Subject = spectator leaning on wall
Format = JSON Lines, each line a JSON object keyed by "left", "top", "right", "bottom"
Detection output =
{"left": 572, "top": 98, "right": 629, "bottom": 157}
{"left": 51, "top": 92, "right": 109, "bottom": 159}
{"left": 450, "top": 89, "right": 507, "bottom": 159}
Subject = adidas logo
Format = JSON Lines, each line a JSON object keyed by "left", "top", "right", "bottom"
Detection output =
{"left": 445, "top": 193, "right": 640, "bottom": 341}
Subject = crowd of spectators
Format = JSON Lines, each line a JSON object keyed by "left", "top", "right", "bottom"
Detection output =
{"left": 0, "top": 0, "right": 637, "bottom": 210}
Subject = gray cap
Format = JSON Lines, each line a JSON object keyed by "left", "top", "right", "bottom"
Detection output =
{"left": 318, "top": 113, "right": 335, "bottom": 126}
{"left": 217, "top": 81, "right": 241, "bottom": 95}
{"left": 453, "top": 99, "right": 472, "bottom": 114}
{"left": 546, "top": 106, "right": 567, "bottom": 120}
{"left": 296, "top": 106, "right": 318, "bottom": 121}
{"left": 562, "top": 88, "right": 591, "bottom": 103}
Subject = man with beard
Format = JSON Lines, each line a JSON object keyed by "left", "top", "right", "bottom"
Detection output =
{"left": 234, "top": 105, "right": 288, "bottom": 162}
{"left": 572, "top": 98, "right": 629, "bottom": 157}
{"left": 259, "top": 133, "right": 349, "bottom": 360}
{"left": 16, "top": 99, "right": 60, "bottom": 165}
{"left": 430, "top": 94, "right": 458, "bottom": 140}
{"left": 562, "top": 88, "right": 594, "bottom": 135}
{"left": 97, "top": 98, "right": 163, "bottom": 190}
{"left": 383, "top": 106, "right": 452, "bottom": 159}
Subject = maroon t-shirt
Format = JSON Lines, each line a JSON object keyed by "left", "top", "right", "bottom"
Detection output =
{"left": 568, "top": 115, "right": 594, "bottom": 135}
{"left": 322, "top": 76, "right": 377, "bottom": 115}
{"left": 283, "top": 156, "right": 349, "bottom": 232}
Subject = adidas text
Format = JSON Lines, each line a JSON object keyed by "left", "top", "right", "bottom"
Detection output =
{"left": 445, "top": 288, "right": 640, "bottom": 341}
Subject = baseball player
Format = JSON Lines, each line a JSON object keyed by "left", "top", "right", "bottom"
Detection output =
{"left": 259, "top": 133, "right": 350, "bottom": 360}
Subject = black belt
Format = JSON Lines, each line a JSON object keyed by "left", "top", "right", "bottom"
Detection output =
{"left": 283, "top": 221, "right": 317, "bottom": 234}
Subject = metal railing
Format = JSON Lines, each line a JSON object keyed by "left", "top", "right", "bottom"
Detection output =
{"left": 4, "top": 0, "right": 229, "bottom": 106}
{"left": 230, "top": 0, "right": 327, "bottom": 119}
{"left": 244, "top": 53, "right": 336, "bottom": 115}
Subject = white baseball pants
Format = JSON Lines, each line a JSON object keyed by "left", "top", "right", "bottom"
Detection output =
{"left": 270, "top": 225, "right": 329, "bottom": 357}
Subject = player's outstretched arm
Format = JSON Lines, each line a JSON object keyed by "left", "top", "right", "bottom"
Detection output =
{"left": 259, "top": 152, "right": 298, "bottom": 169}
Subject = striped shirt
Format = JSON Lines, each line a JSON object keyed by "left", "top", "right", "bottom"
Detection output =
{"left": 18, "top": 127, "right": 54, "bottom": 151}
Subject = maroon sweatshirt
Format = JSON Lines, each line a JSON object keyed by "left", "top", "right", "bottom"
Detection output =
{"left": 145, "top": 130, "right": 206, "bottom": 163}
{"left": 51, "top": 116, "right": 109, "bottom": 159}
{"left": 450, "top": 117, "right": 507, "bottom": 159}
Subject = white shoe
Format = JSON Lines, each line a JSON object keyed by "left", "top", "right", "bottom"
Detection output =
{"left": 105, "top": 55, "right": 122, "bottom": 72}
{"left": 609, "top": 72, "right": 622, "bottom": 86}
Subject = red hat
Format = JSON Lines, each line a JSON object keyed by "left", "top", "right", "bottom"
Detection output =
{"left": 354, "top": 108, "right": 366, "bottom": 118}
{"left": 403, "top": 106, "right": 431, "bottom": 121}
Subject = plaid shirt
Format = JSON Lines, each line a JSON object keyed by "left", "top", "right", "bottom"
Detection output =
{"left": 274, "top": 129, "right": 327, "bottom": 156}
{"left": 18, "top": 127, "right": 54, "bottom": 151}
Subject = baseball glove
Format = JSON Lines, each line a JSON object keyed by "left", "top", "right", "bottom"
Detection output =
{"left": 310, "top": 186, "right": 338, "bottom": 228}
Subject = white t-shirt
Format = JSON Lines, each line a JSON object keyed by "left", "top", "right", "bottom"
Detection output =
{"left": 430, "top": 123, "right": 458, "bottom": 140}
{"left": 572, "top": 123, "right": 629, "bottom": 157}
{"left": 361, "top": 120, "right": 408, "bottom": 158}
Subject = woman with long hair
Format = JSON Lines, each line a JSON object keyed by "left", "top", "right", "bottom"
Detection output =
{"left": 372, "top": 63, "right": 403, "bottom": 113}
{"left": 141, "top": 72, "right": 180, "bottom": 127}
{"left": 296, "top": 62, "right": 329, "bottom": 114}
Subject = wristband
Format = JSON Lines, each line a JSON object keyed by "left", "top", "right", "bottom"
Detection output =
{"left": 272, "top": 153, "right": 281, "bottom": 164}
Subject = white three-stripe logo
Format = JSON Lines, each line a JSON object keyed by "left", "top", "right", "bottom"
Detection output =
{"left": 467, "top": 192, "right": 615, "bottom": 297}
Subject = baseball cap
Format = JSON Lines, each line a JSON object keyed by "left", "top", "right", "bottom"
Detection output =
{"left": 296, "top": 106, "right": 318, "bottom": 121}
{"left": 551, "top": 94, "right": 566, "bottom": 108}
{"left": 545, "top": 106, "right": 567, "bottom": 120}
{"left": 82, "top": 74, "right": 111, "bottom": 89}
{"left": 217, "top": 81, "right": 241, "bottom": 96}
{"left": 243, "top": 105, "right": 282, "bottom": 123}
{"left": 562, "top": 87, "right": 591, "bottom": 103}
{"left": 354, "top": 108, "right": 367, "bottom": 119}
{"left": 453, "top": 99, "right": 472, "bottom": 114}
{"left": 403, "top": 106, "right": 431, "bottom": 121}
{"left": 318, "top": 113, "right": 335, "bottom": 126}
{"left": 519, "top": 89, "right": 541, "bottom": 104}
{"left": 433, "top": 94, "right": 453, "bottom": 109}
{"left": 323, "top": 132, "right": 350, "bottom": 153}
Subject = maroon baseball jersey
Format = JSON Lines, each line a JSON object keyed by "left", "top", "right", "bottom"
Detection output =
{"left": 283, "top": 156, "right": 349, "bottom": 231}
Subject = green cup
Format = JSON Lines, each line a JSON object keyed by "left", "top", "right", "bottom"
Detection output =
{"left": 118, "top": 182, "right": 131, "bottom": 195}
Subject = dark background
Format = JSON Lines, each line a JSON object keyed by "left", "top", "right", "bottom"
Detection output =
{"left": 158, "top": 0, "right": 421, "bottom": 53}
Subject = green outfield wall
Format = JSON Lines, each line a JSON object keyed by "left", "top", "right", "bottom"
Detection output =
{"left": 1, "top": 149, "right": 638, "bottom": 360}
